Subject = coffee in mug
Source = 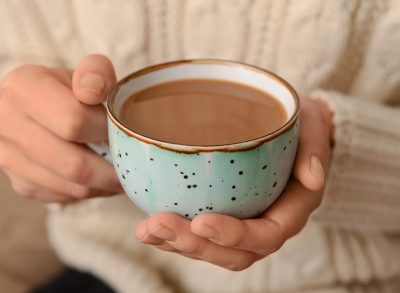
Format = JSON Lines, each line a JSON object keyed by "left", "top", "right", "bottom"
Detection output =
{"left": 119, "top": 79, "right": 287, "bottom": 146}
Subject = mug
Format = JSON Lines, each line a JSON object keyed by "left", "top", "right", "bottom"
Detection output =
{"left": 92, "top": 60, "right": 299, "bottom": 219}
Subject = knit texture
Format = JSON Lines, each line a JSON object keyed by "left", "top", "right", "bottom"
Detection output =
{"left": 311, "top": 91, "right": 400, "bottom": 232}
{"left": 1, "top": 0, "right": 400, "bottom": 292}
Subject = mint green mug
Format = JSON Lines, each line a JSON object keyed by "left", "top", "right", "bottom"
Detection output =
{"left": 93, "top": 60, "right": 299, "bottom": 219}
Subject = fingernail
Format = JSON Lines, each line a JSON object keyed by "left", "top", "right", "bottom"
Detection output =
{"left": 136, "top": 228, "right": 149, "bottom": 241}
{"left": 113, "top": 182, "right": 124, "bottom": 193}
{"left": 310, "top": 156, "right": 324, "bottom": 183}
{"left": 79, "top": 73, "right": 105, "bottom": 94}
{"left": 149, "top": 224, "right": 175, "bottom": 241}
{"left": 198, "top": 223, "right": 219, "bottom": 240}
{"left": 116, "top": 185, "right": 124, "bottom": 193}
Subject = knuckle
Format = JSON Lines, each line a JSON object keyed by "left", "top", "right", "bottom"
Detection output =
{"left": 73, "top": 186, "right": 92, "bottom": 199}
{"left": 258, "top": 220, "right": 286, "bottom": 256}
{"left": 66, "top": 183, "right": 92, "bottom": 198}
{"left": 62, "top": 155, "right": 92, "bottom": 183}
{"left": 268, "top": 238, "right": 285, "bottom": 255}
{"left": 217, "top": 223, "right": 247, "bottom": 248}
{"left": 183, "top": 241, "right": 207, "bottom": 256}
{"left": 223, "top": 234, "right": 245, "bottom": 248}
{"left": 12, "top": 182, "right": 37, "bottom": 198}
{"left": 59, "top": 108, "right": 86, "bottom": 141}
{"left": 1, "top": 64, "right": 44, "bottom": 89}
{"left": 1, "top": 65, "right": 52, "bottom": 110}
{"left": 225, "top": 259, "right": 253, "bottom": 272}
{"left": 268, "top": 234, "right": 286, "bottom": 255}
{"left": 156, "top": 243, "right": 179, "bottom": 252}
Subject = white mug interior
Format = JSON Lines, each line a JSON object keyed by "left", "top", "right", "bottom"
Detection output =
{"left": 107, "top": 60, "right": 299, "bottom": 152}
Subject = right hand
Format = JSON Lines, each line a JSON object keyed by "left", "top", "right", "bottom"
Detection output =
{"left": 0, "top": 54, "right": 122, "bottom": 202}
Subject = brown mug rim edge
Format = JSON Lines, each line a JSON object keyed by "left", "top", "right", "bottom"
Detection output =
{"left": 106, "top": 59, "right": 300, "bottom": 153}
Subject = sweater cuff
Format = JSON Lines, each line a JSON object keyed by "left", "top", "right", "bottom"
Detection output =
{"left": 309, "top": 90, "right": 400, "bottom": 232}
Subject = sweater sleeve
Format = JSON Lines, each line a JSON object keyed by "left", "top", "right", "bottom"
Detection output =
{"left": 309, "top": 90, "right": 400, "bottom": 232}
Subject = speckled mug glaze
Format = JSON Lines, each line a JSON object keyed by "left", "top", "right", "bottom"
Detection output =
{"left": 106, "top": 60, "right": 299, "bottom": 219}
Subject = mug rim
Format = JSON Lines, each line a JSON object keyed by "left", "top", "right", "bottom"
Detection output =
{"left": 107, "top": 59, "right": 300, "bottom": 153}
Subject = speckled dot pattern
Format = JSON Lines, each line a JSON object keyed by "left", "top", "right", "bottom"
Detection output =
{"left": 108, "top": 119, "right": 299, "bottom": 219}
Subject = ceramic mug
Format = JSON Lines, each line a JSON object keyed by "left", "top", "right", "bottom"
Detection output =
{"left": 91, "top": 60, "right": 300, "bottom": 219}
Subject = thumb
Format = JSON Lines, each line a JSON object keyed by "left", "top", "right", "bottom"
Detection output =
{"left": 72, "top": 54, "right": 116, "bottom": 105}
{"left": 293, "top": 98, "right": 331, "bottom": 191}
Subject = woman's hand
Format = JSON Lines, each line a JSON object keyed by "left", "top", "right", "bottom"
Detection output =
{"left": 0, "top": 55, "right": 122, "bottom": 202}
{"left": 135, "top": 97, "right": 333, "bottom": 271}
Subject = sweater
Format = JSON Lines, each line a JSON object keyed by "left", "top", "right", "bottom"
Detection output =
{"left": 1, "top": 0, "right": 400, "bottom": 292}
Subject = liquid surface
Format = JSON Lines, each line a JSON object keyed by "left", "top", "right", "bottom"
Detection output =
{"left": 119, "top": 79, "right": 287, "bottom": 146}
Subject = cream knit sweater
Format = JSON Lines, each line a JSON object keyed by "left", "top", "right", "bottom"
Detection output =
{"left": 1, "top": 0, "right": 400, "bottom": 292}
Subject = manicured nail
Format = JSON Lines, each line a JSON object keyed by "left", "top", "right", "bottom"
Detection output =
{"left": 310, "top": 156, "right": 324, "bottom": 183}
{"left": 198, "top": 223, "right": 219, "bottom": 240}
{"left": 149, "top": 224, "right": 176, "bottom": 241}
{"left": 79, "top": 73, "right": 105, "bottom": 94}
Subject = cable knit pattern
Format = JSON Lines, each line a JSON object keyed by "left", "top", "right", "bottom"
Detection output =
{"left": 1, "top": 0, "right": 400, "bottom": 292}
{"left": 311, "top": 91, "right": 400, "bottom": 232}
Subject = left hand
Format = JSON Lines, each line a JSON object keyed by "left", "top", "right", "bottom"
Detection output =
{"left": 135, "top": 97, "right": 333, "bottom": 271}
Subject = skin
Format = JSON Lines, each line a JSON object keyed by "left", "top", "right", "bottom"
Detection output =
{"left": 0, "top": 54, "right": 333, "bottom": 270}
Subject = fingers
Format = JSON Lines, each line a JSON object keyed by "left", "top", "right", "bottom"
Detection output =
{"left": 293, "top": 97, "right": 331, "bottom": 191}
{"left": 154, "top": 243, "right": 181, "bottom": 253}
{"left": 0, "top": 57, "right": 119, "bottom": 204}
{"left": 135, "top": 222, "right": 166, "bottom": 245}
{"left": 191, "top": 214, "right": 285, "bottom": 256}
{"left": 261, "top": 178, "right": 321, "bottom": 237}
{"left": 136, "top": 213, "right": 260, "bottom": 271}
{"left": 135, "top": 225, "right": 181, "bottom": 252}
{"left": 1, "top": 64, "right": 108, "bottom": 143}
{"left": 3, "top": 171, "right": 74, "bottom": 203}
{"left": 0, "top": 113, "right": 121, "bottom": 193}
{"left": 0, "top": 139, "right": 112, "bottom": 199}
{"left": 72, "top": 54, "right": 116, "bottom": 105}
{"left": 191, "top": 179, "right": 321, "bottom": 254}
